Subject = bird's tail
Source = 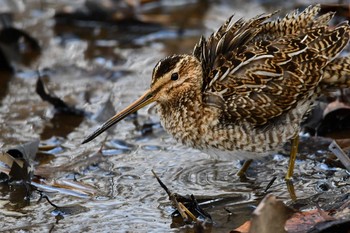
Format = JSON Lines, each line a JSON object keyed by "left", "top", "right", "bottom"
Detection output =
{"left": 321, "top": 57, "right": 350, "bottom": 87}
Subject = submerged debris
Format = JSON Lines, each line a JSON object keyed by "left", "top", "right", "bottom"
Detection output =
{"left": 233, "top": 194, "right": 350, "bottom": 233}
{"left": 0, "top": 139, "right": 39, "bottom": 182}
{"left": 38, "top": 191, "right": 89, "bottom": 224}
{"left": 36, "top": 74, "right": 86, "bottom": 116}
{"left": 152, "top": 170, "right": 212, "bottom": 227}
{"left": 0, "top": 26, "right": 41, "bottom": 72}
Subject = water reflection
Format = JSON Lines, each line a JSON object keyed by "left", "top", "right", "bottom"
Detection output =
{"left": 0, "top": 71, "right": 12, "bottom": 102}
{"left": 41, "top": 114, "right": 84, "bottom": 140}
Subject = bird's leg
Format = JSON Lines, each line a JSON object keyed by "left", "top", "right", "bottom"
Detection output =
{"left": 286, "top": 180, "right": 297, "bottom": 200}
{"left": 285, "top": 135, "right": 299, "bottom": 180}
{"left": 236, "top": 159, "right": 253, "bottom": 177}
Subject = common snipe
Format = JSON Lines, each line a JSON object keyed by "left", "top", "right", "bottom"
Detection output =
{"left": 83, "top": 5, "right": 350, "bottom": 179}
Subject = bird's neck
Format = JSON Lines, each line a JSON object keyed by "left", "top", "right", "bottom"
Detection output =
{"left": 157, "top": 88, "right": 206, "bottom": 147}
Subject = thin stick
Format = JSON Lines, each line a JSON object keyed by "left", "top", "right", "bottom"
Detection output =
{"left": 178, "top": 202, "right": 198, "bottom": 223}
{"left": 329, "top": 140, "right": 350, "bottom": 172}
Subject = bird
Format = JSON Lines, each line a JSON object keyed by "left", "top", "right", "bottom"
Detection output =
{"left": 83, "top": 4, "right": 350, "bottom": 180}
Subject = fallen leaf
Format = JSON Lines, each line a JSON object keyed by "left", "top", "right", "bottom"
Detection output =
{"left": 231, "top": 221, "right": 250, "bottom": 233}
{"left": 249, "top": 194, "right": 295, "bottom": 233}
{"left": 0, "top": 152, "right": 24, "bottom": 177}
{"left": 286, "top": 209, "right": 334, "bottom": 233}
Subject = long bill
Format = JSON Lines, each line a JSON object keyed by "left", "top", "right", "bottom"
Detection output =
{"left": 82, "top": 90, "right": 155, "bottom": 144}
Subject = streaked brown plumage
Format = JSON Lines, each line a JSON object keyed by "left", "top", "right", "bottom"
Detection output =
{"left": 83, "top": 5, "right": 350, "bottom": 176}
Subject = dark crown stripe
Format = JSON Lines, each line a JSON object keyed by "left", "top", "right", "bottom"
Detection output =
{"left": 152, "top": 55, "right": 183, "bottom": 85}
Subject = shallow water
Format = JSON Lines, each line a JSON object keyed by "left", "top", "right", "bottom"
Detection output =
{"left": 0, "top": 1, "right": 349, "bottom": 232}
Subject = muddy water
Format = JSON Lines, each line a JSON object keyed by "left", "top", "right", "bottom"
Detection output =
{"left": 0, "top": 1, "right": 349, "bottom": 233}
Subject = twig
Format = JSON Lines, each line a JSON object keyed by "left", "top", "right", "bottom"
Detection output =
{"left": 37, "top": 190, "right": 59, "bottom": 208}
{"left": 329, "top": 140, "right": 350, "bottom": 172}
{"left": 264, "top": 176, "right": 277, "bottom": 193}
{"left": 178, "top": 202, "right": 198, "bottom": 223}
{"left": 151, "top": 169, "right": 171, "bottom": 196}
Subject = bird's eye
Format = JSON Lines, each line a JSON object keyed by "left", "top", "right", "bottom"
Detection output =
{"left": 171, "top": 73, "right": 179, "bottom": 81}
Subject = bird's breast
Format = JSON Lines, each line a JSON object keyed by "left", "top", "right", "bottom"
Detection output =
{"left": 157, "top": 98, "right": 311, "bottom": 156}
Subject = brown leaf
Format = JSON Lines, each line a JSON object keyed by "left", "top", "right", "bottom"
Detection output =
{"left": 285, "top": 209, "right": 333, "bottom": 233}
{"left": 248, "top": 194, "right": 295, "bottom": 233}
{"left": 0, "top": 152, "right": 24, "bottom": 176}
{"left": 231, "top": 221, "right": 250, "bottom": 233}
{"left": 232, "top": 195, "right": 295, "bottom": 233}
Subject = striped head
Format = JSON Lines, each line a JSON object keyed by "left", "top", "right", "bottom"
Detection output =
{"left": 150, "top": 54, "right": 203, "bottom": 104}
{"left": 82, "top": 54, "right": 203, "bottom": 143}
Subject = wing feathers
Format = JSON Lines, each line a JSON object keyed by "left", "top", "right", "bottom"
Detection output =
{"left": 193, "top": 5, "right": 350, "bottom": 126}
